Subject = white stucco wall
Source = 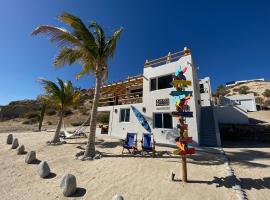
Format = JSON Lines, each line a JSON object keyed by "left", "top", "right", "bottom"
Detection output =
{"left": 214, "top": 106, "right": 249, "bottom": 124}
{"left": 199, "top": 77, "right": 212, "bottom": 106}
{"left": 97, "top": 54, "right": 201, "bottom": 145}
{"left": 220, "top": 94, "right": 257, "bottom": 112}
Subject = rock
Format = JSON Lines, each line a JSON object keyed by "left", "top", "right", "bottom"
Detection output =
{"left": 6, "top": 134, "right": 13, "bottom": 144}
{"left": 60, "top": 174, "right": 77, "bottom": 197}
{"left": 25, "top": 151, "right": 36, "bottom": 164}
{"left": 112, "top": 195, "right": 124, "bottom": 200}
{"left": 17, "top": 145, "right": 25, "bottom": 155}
{"left": 37, "top": 161, "right": 51, "bottom": 178}
{"left": 11, "top": 138, "right": 19, "bottom": 149}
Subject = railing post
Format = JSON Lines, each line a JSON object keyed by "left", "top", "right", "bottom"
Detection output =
{"left": 144, "top": 60, "right": 149, "bottom": 67}
{"left": 183, "top": 47, "right": 191, "bottom": 56}
{"left": 166, "top": 52, "right": 171, "bottom": 63}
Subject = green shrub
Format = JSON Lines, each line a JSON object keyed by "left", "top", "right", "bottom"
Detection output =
{"left": 97, "top": 112, "right": 110, "bottom": 124}
{"left": 63, "top": 109, "right": 73, "bottom": 116}
{"left": 255, "top": 97, "right": 264, "bottom": 104}
{"left": 24, "top": 111, "right": 40, "bottom": 119}
{"left": 264, "top": 100, "right": 270, "bottom": 106}
{"left": 46, "top": 109, "right": 56, "bottom": 116}
{"left": 22, "top": 117, "right": 39, "bottom": 125}
{"left": 47, "top": 121, "right": 53, "bottom": 125}
{"left": 238, "top": 86, "right": 250, "bottom": 95}
{"left": 250, "top": 91, "right": 259, "bottom": 96}
{"left": 263, "top": 89, "right": 270, "bottom": 97}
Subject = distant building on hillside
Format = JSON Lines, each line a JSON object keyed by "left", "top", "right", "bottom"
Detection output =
{"left": 199, "top": 77, "right": 212, "bottom": 106}
{"left": 219, "top": 93, "right": 257, "bottom": 112}
{"left": 226, "top": 78, "right": 265, "bottom": 87}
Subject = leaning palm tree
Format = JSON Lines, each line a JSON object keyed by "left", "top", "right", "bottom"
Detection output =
{"left": 39, "top": 78, "right": 80, "bottom": 143}
{"left": 32, "top": 12, "right": 123, "bottom": 157}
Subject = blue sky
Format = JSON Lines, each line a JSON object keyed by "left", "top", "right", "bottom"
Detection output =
{"left": 0, "top": 0, "right": 270, "bottom": 105}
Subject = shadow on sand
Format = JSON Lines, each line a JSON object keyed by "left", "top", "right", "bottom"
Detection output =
{"left": 186, "top": 175, "right": 270, "bottom": 190}
{"left": 70, "top": 187, "right": 87, "bottom": 197}
{"left": 29, "top": 159, "right": 42, "bottom": 165}
{"left": 44, "top": 172, "right": 57, "bottom": 179}
{"left": 223, "top": 141, "right": 270, "bottom": 168}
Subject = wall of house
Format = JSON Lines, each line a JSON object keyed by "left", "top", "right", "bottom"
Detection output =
{"left": 214, "top": 105, "right": 249, "bottom": 124}
{"left": 97, "top": 54, "right": 201, "bottom": 145}
{"left": 199, "top": 77, "right": 212, "bottom": 107}
{"left": 220, "top": 94, "right": 257, "bottom": 112}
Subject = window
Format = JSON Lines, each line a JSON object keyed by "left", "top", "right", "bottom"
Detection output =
{"left": 200, "top": 84, "right": 204, "bottom": 93}
{"left": 158, "top": 75, "right": 173, "bottom": 90}
{"left": 150, "top": 78, "right": 157, "bottom": 91}
{"left": 120, "top": 108, "right": 130, "bottom": 122}
{"left": 150, "top": 74, "right": 173, "bottom": 91}
{"left": 153, "top": 113, "right": 173, "bottom": 129}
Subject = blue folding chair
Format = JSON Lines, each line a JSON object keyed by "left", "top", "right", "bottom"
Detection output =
{"left": 141, "top": 133, "right": 156, "bottom": 156}
{"left": 122, "top": 133, "right": 138, "bottom": 154}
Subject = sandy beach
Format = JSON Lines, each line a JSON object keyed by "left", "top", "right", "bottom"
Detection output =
{"left": 223, "top": 142, "right": 270, "bottom": 200}
{"left": 0, "top": 131, "right": 236, "bottom": 200}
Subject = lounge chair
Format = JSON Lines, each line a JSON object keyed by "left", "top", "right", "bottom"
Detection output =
{"left": 122, "top": 133, "right": 138, "bottom": 154}
{"left": 141, "top": 133, "right": 156, "bottom": 156}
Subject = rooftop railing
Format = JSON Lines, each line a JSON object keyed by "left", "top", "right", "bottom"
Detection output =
{"left": 144, "top": 47, "right": 191, "bottom": 68}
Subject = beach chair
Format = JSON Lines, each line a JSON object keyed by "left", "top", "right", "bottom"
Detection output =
{"left": 122, "top": 133, "right": 138, "bottom": 154}
{"left": 141, "top": 133, "right": 156, "bottom": 156}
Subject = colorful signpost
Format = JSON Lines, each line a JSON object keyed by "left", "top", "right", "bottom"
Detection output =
{"left": 170, "top": 65, "right": 195, "bottom": 183}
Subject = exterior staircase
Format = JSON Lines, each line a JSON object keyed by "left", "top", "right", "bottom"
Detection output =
{"left": 200, "top": 106, "right": 220, "bottom": 146}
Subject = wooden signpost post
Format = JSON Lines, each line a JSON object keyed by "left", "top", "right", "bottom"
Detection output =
{"left": 170, "top": 66, "right": 195, "bottom": 183}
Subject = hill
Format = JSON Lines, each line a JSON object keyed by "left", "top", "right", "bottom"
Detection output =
{"left": 225, "top": 81, "right": 270, "bottom": 105}
{"left": 0, "top": 89, "right": 109, "bottom": 133}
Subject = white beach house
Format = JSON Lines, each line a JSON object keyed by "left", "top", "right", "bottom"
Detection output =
{"left": 94, "top": 47, "right": 220, "bottom": 146}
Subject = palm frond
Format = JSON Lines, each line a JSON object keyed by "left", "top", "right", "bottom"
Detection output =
{"left": 89, "top": 21, "right": 106, "bottom": 50}
{"left": 53, "top": 48, "right": 81, "bottom": 67}
{"left": 104, "top": 27, "right": 123, "bottom": 58}
{"left": 39, "top": 78, "right": 79, "bottom": 109}
{"left": 32, "top": 25, "right": 81, "bottom": 47}
{"left": 59, "top": 12, "right": 96, "bottom": 49}
{"left": 76, "top": 63, "right": 95, "bottom": 79}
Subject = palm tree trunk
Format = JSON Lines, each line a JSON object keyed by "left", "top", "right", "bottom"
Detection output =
{"left": 84, "top": 69, "right": 102, "bottom": 157}
{"left": 51, "top": 110, "right": 63, "bottom": 143}
{"left": 38, "top": 104, "right": 46, "bottom": 131}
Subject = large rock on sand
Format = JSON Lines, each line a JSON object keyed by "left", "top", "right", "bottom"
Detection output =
{"left": 25, "top": 151, "right": 36, "bottom": 164}
{"left": 60, "top": 174, "right": 77, "bottom": 197}
{"left": 112, "top": 195, "right": 124, "bottom": 200}
{"left": 6, "top": 134, "right": 13, "bottom": 144}
{"left": 37, "top": 161, "right": 51, "bottom": 178}
{"left": 11, "top": 138, "right": 19, "bottom": 149}
{"left": 17, "top": 145, "right": 25, "bottom": 155}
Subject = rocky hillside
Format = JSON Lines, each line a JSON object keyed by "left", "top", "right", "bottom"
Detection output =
{"left": 225, "top": 81, "right": 270, "bottom": 105}
{"left": 0, "top": 89, "right": 109, "bottom": 132}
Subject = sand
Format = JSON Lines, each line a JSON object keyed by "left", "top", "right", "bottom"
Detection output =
{"left": 248, "top": 110, "right": 270, "bottom": 124}
{"left": 0, "top": 131, "right": 236, "bottom": 200}
{"left": 223, "top": 142, "right": 270, "bottom": 200}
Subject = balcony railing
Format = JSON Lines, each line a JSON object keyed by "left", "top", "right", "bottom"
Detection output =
{"left": 144, "top": 47, "right": 191, "bottom": 68}
{"left": 92, "top": 91, "right": 143, "bottom": 107}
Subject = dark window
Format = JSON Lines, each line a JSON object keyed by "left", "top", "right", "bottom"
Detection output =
{"left": 158, "top": 75, "right": 173, "bottom": 90}
{"left": 154, "top": 113, "right": 162, "bottom": 128}
{"left": 163, "top": 113, "right": 172, "bottom": 128}
{"left": 150, "top": 78, "right": 157, "bottom": 91}
{"left": 200, "top": 84, "right": 204, "bottom": 93}
{"left": 154, "top": 113, "right": 172, "bottom": 129}
{"left": 120, "top": 108, "right": 130, "bottom": 122}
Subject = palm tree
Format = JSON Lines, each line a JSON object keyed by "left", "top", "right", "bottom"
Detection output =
{"left": 32, "top": 12, "right": 123, "bottom": 157}
{"left": 37, "top": 95, "right": 48, "bottom": 132}
{"left": 39, "top": 78, "right": 80, "bottom": 143}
